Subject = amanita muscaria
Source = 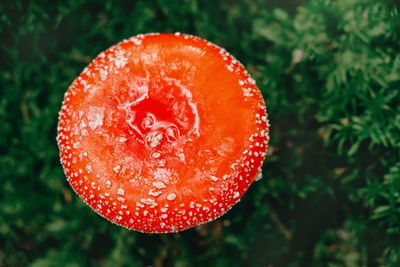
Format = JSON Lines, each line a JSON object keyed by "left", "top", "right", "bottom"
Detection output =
{"left": 57, "top": 33, "right": 269, "bottom": 233}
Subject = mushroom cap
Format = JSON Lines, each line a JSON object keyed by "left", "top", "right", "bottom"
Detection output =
{"left": 57, "top": 33, "right": 269, "bottom": 233}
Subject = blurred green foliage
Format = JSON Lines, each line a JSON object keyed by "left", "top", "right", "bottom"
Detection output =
{"left": 1, "top": 0, "right": 400, "bottom": 266}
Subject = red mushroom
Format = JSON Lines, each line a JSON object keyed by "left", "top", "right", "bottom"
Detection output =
{"left": 57, "top": 33, "right": 269, "bottom": 233}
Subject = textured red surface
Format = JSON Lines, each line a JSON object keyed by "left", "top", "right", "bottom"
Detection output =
{"left": 57, "top": 33, "right": 269, "bottom": 233}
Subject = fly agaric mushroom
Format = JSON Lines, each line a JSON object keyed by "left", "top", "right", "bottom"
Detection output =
{"left": 57, "top": 33, "right": 269, "bottom": 233}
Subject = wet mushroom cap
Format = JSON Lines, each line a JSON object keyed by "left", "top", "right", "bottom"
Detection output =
{"left": 57, "top": 33, "right": 269, "bottom": 233}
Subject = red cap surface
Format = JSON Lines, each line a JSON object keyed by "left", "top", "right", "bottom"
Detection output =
{"left": 57, "top": 33, "right": 269, "bottom": 233}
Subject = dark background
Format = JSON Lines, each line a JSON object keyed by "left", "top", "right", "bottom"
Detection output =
{"left": 1, "top": 0, "right": 400, "bottom": 266}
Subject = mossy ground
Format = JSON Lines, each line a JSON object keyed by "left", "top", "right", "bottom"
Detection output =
{"left": 1, "top": 0, "right": 400, "bottom": 266}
